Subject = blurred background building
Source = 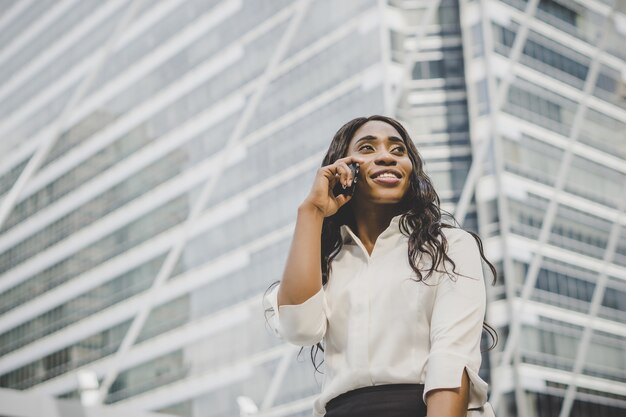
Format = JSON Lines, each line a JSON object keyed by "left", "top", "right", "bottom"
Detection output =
{"left": 0, "top": 1, "right": 624, "bottom": 417}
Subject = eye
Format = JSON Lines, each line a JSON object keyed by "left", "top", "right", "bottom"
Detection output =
{"left": 359, "top": 144, "right": 406, "bottom": 153}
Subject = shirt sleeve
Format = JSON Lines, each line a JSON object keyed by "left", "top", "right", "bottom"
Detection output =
{"left": 423, "top": 229, "right": 490, "bottom": 411}
{"left": 262, "top": 283, "right": 328, "bottom": 346}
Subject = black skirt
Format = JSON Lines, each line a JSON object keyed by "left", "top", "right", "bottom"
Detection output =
{"left": 324, "top": 383, "right": 427, "bottom": 417}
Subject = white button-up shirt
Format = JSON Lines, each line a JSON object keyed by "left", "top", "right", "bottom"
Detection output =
{"left": 264, "top": 214, "right": 496, "bottom": 417}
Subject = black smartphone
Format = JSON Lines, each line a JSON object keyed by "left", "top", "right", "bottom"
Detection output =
{"left": 332, "top": 162, "right": 359, "bottom": 197}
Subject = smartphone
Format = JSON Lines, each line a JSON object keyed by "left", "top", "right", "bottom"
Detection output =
{"left": 332, "top": 162, "right": 359, "bottom": 197}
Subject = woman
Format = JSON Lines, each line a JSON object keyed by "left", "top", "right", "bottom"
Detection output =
{"left": 263, "top": 115, "right": 497, "bottom": 417}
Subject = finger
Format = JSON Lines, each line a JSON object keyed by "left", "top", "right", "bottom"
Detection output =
{"left": 328, "top": 162, "right": 343, "bottom": 185}
{"left": 337, "top": 155, "right": 366, "bottom": 165}
{"left": 333, "top": 168, "right": 343, "bottom": 188}
{"left": 336, "top": 157, "right": 364, "bottom": 186}
{"left": 341, "top": 161, "right": 357, "bottom": 187}
{"left": 335, "top": 193, "right": 350, "bottom": 206}
{"left": 336, "top": 162, "right": 351, "bottom": 188}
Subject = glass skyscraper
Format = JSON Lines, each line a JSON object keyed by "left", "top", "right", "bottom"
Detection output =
{"left": 0, "top": 1, "right": 624, "bottom": 417}
{"left": 455, "top": 1, "right": 626, "bottom": 416}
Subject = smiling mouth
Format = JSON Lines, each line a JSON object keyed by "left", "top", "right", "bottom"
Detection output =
{"left": 372, "top": 176, "right": 401, "bottom": 185}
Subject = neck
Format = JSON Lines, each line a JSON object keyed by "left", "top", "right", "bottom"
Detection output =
{"left": 350, "top": 204, "right": 403, "bottom": 249}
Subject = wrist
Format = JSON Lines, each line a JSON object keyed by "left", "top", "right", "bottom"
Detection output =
{"left": 298, "top": 201, "right": 325, "bottom": 218}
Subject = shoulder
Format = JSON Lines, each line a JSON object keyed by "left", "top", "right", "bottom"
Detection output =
{"left": 440, "top": 226, "right": 476, "bottom": 248}
{"left": 439, "top": 227, "right": 484, "bottom": 281}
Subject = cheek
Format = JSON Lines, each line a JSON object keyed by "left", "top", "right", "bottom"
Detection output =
{"left": 402, "top": 162, "right": 413, "bottom": 179}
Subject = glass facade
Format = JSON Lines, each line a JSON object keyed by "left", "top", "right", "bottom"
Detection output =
{"left": 0, "top": 1, "right": 624, "bottom": 416}
{"left": 458, "top": 0, "right": 626, "bottom": 416}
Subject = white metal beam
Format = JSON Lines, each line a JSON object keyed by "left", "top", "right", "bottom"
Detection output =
{"left": 0, "top": 1, "right": 372, "bottom": 228}
{"left": 31, "top": 294, "right": 256, "bottom": 396}
{"left": 495, "top": 112, "right": 626, "bottom": 175}
{"left": 0, "top": 0, "right": 128, "bottom": 126}
{"left": 111, "top": 345, "right": 289, "bottom": 412}
{"left": 260, "top": 345, "right": 300, "bottom": 410}
{"left": 503, "top": 2, "right": 625, "bottom": 73}
{"left": 0, "top": 59, "right": 379, "bottom": 339}
{"left": 0, "top": 0, "right": 239, "bottom": 177}
{"left": 0, "top": 0, "right": 145, "bottom": 234}
{"left": 0, "top": 0, "right": 80, "bottom": 67}
{"left": 94, "top": 0, "right": 313, "bottom": 404}
{"left": 558, "top": 177, "right": 626, "bottom": 415}
{"left": 0, "top": 386, "right": 175, "bottom": 417}
{"left": 0, "top": 4, "right": 380, "bottom": 295}
{"left": 0, "top": 0, "right": 35, "bottom": 32}
{"left": 389, "top": 0, "right": 443, "bottom": 114}
{"left": 481, "top": 0, "right": 540, "bottom": 412}
{"left": 490, "top": 5, "right": 616, "bottom": 412}
{"left": 0, "top": 61, "right": 382, "bottom": 375}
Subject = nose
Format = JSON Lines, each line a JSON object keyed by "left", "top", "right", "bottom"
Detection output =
{"left": 373, "top": 148, "right": 398, "bottom": 165}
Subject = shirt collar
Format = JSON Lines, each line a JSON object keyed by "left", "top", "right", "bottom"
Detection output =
{"left": 339, "top": 213, "right": 404, "bottom": 244}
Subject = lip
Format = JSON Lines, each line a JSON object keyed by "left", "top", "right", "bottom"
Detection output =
{"left": 371, "top": 168, "right": 402, "bottom": 186}
{"left": 372, "top": 176, "right": 401, "bottom": 185}
{"left": 371, "top": 169, "right": 402, "bottom": 179}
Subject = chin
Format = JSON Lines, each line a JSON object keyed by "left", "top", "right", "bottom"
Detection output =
{"left": 369, "top": 195, "right": 405, "bottom": 204}
{"left": 357, "top": 187, "right": 407, "bottom": 201}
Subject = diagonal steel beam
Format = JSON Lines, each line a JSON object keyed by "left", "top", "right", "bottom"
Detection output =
{"left": 454, "top": 0, "right": 539, "bottom": 225}
{"left": 0, "top": 386, "right": 176, "bottom": 417}
{"left": 260, "top": 344, "right": 298, "bottom": 411}
{"left": 558, "top": 183, "right": 625, "bottom": 417}
{"left": 389, "top": 0, "right": 443, "bottom": 114}
{"left": 488, "top": 5, "right": 615, "bottom": 412}
{"left": 454, "top": 0, "right": 541, "bottom": 414}
{"left": 0, "top": 0, "right": 35, "bottom": 32}
{"left": 94, "top": 0, "right": 313, "bottom": 404}
{"left": 556, "top": 11, "right": 622, "bottom": 415}
{"left": 477, "top": 1, "right": 541, "bottom": 414}
{"left": 0, "top": 0, "right": 144, "bottom": 233}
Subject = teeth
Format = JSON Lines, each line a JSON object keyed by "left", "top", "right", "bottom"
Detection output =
{"left": 377, "top": 173, "right": 397, "bottom": 179}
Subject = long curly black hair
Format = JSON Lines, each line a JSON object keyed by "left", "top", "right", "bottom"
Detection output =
{"left": 264, "top": 114, "right": 498, "bottom": 375}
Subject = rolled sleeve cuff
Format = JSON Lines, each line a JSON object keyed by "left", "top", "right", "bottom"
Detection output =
{"left": 423, "top": 351, "right": 489, "bottom": 412}
{"left": 262, "top": 284, "right": 327, "bottom": 346}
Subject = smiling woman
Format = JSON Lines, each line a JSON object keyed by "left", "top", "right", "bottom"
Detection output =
{"left": 263, "top": 115, "right": 498, "bottom": 417}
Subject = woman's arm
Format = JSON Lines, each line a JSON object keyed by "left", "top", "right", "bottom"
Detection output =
{"left": 278, "top": 156, "right": 362, "bottom": 306}
{"left": 426, "top": 368, "right": 470, "bottom": 417}
{"left": 266, "top": 158, "right": 361, "bottom": 346}
{"left": 277, "top": 202, "right": 325, "bottom": 306}
{"left": 263, "top": 203, "right": 328, "bottom": 346}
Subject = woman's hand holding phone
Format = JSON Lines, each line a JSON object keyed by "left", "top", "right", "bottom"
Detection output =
{"left": 301, "top": 156, "right": 365, "bottom": 217}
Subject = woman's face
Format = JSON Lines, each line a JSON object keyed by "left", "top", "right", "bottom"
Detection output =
{"left": 345, "top": 120, "right": 413, "bottom": 205}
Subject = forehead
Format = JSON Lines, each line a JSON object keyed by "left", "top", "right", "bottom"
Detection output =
{"left": 350, "top": 120, "right": 402, "bottom": 145}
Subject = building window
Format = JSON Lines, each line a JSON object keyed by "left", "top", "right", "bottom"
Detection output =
{"left": 412, "top": 60, "right": 444, "bottom": 79}
{"left": 538, "top": 0, "right": 578, "bottom": 27}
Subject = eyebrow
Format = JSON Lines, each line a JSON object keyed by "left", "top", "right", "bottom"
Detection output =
{"left": 354, "top": 135, "right": 404, "bottom": 146}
